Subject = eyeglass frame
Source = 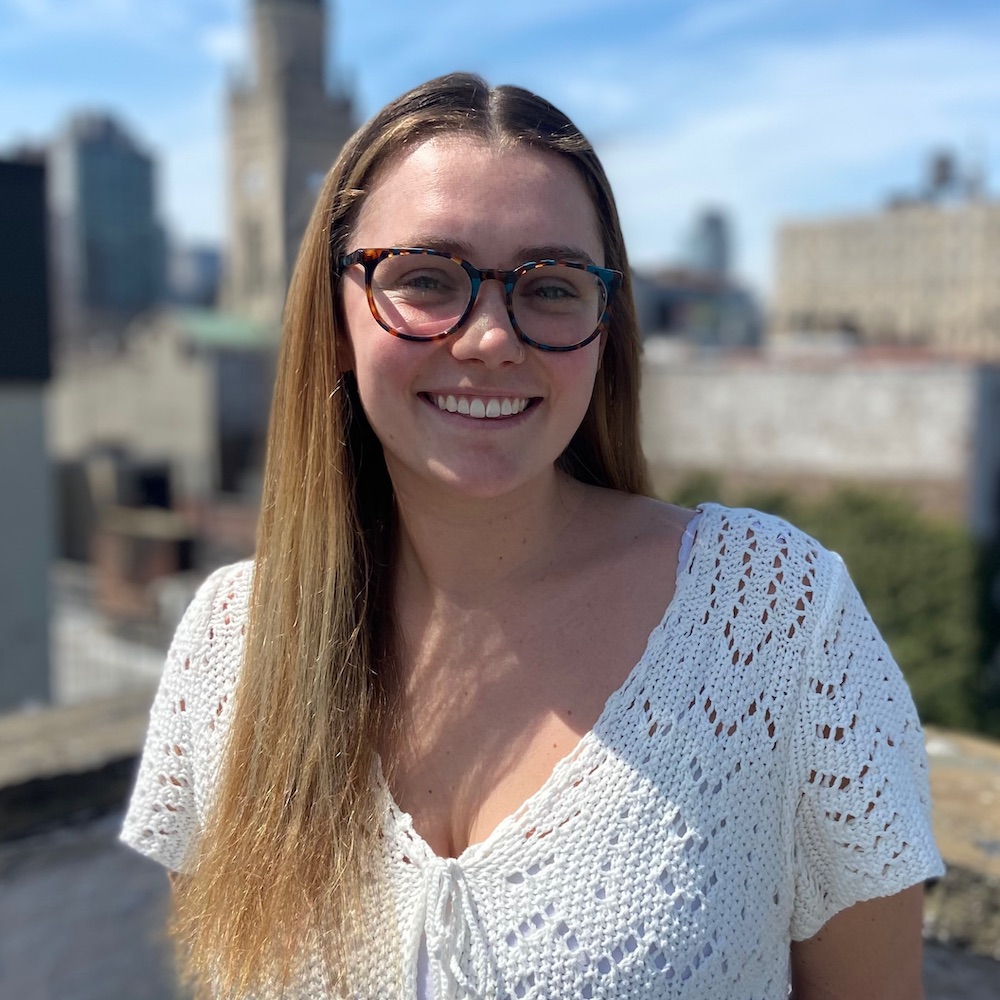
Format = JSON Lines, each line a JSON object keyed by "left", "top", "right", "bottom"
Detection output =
{"left": 335, "top": 247, "right": 623, "bottom": 353}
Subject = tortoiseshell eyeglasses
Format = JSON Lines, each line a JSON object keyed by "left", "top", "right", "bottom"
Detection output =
{"left": 336, "top": 247, "right": 622, "bottom": 352}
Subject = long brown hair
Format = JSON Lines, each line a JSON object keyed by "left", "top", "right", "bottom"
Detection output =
{"left": 171, "top": 72, "right": 650, "bottom": 998}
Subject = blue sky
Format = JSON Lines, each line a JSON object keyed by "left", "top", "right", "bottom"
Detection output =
{"left": 2, "top": 0, "right": 1000, "bottom": 296}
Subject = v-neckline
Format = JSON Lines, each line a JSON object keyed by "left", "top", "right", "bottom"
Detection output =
{"left": 376, "top": 505, "right": 710, "bottom": 869}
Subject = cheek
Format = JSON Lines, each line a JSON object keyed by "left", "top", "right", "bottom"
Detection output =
{"left": 562, "top": 346, "right": 602, "bottom": 412}
{"left": 344, "top": 332, "right": 426, "bottom": 444}
{"left": 339, "top": 273, "right": 390, "bottom": 370}
{"left": 342, "top": 288, "right": 398, "bottom": 385}
{"left": 348, "top": 354, "right": 402, "bottom": 451}
{"left": 350, "top": 345, "right": 399, "bottom": 424}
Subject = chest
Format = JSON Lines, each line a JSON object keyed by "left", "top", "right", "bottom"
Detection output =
{"left": 387, "top": 574, "right": 677, "bottom": 860}
{"left": 373, "top": 670, "right": 799, "bottom": 1000}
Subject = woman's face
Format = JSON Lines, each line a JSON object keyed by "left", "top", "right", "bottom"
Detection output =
{"left": 339, "top": 135, "right": 606, "bottom": 503}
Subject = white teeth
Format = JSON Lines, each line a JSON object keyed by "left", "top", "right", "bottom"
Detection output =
{"left": 431, "top": 395, "right": 531, "bottom": 419}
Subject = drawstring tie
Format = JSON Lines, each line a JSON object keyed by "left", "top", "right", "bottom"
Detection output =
{"left": 423, "top": 857, "right": 490, "bottom": 999}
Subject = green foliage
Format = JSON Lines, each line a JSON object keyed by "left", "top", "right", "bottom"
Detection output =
{"left": 790, "top": 489, "right": 981, "bottom": 732}
{"left": 670, "top": 472, "right": 725, "bottom": 512}
{"left": 672, "top": 477, "right": 998, "bottom": 736}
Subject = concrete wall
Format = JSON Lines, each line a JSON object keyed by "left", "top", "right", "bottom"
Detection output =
{"left": 0, "top": 386, "right": 52, "bottom": 708}
{"left": 639, "top": 349, "right": 999, "bottom": 535}
{"left": 47, "top": 318, "right": 217, "bottom": 499}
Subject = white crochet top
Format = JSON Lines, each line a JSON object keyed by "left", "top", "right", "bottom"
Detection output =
{"left": 121, "top": 505, "right": 944, "bottom": 999}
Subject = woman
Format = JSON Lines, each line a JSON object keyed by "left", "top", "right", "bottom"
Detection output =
{"left": 122, "top": 74, "right": 944, "bottom": 999}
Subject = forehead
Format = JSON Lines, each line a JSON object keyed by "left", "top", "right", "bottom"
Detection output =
{"left": 351, "top": 136, "right": 604, "bottom": 265}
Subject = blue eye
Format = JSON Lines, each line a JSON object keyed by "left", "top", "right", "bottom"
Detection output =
{"left": 398, "top": 271, "right": 453, "bottom": 292}
{"left": 532, "top": 283, "right": 577, "bottom": 300}
{"left": 516, "top": 267, "right": 595, "bottom": 314}
{"left": 376, "top": 260, "right": 467, "bottom": 300}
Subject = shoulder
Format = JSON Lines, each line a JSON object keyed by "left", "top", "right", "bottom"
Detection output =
{"left": 687, "top": 503, "right": 847, "bottom": 610}
{"left": 664, "top": 503, "right": 856, "bottom": 713}
{"left": 175, "top": 560, "right": 255, "bottom": 649}
{"left": 159, "top": 559, "right": 255, "bottom": 716}
{"left": 579, "top": 488, "right": 697, "bottom": 558}
{"left": 187, "top": 559, "right": 255, "bottom": 620}
{"left": 693, "top": 503, "right": 828, "bottom": 560}
{"left": 120, "top": 559, "right": 254, "bottom": 868}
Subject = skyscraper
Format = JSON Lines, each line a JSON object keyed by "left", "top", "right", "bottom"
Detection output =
{"left": 686, "top": 208, "right": 731, "bottom": 277}
{"left": 48, "top": 114, "right": 166, "bottom": 355}
{"left": 224, "top": 0, "right": 355, "bottom": 329}
{"left": 0, "top": 159, "right": 53, "bottom": 707}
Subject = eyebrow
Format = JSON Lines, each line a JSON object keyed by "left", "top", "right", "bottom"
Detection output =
{"left": 400, "top": 236, "right": 600, "bottom": 268}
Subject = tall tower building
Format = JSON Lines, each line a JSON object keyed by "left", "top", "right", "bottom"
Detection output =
{"left": 686, "top": 208, "right": 731, "bottom": 277}
{"left": 224, "top": 0, "right": 355, "bottom": 329}
{"left": 0, "top": 159, "right": 53, "bottom": 707}
{"left": 48, "top": 114, "right": 166, "bottom": 355}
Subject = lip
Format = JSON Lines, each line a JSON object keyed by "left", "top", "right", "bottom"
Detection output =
{"left": 419, "top": 391, "right": 540, "bottom": 421}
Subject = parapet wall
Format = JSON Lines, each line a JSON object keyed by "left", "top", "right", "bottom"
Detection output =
{"left": 639, "top": 348, "right": 1000, "bottom": 538}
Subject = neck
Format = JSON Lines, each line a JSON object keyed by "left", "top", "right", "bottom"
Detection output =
{"left": 393, "top": 468, "right": 587, "bottom": 605}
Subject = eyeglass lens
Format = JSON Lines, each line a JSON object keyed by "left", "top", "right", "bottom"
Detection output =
{"left": 369, "top": 255, "right": 608, "bottom": 349}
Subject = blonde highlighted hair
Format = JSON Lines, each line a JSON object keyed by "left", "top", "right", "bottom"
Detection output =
{"left": 170, "top": 72, "right": 650, "bottom": 997}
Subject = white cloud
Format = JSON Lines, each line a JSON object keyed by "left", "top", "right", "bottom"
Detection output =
{"left": 559, "top": 76, "right": 641, "bottom": 122}
{"left": 5, "top": 0, "right": 136, "bottom": 30}
{"left": 0, "top": 0, "right": 206, "bottom": 48}
{"left": 6, "top": 0, "right": 997, "bottom": 304}
{"left": 674, "top": 0, "right": 793, "bottom": 42}
{"left": 201, "top": 23, "right": 246, "bottom": 66}
{"left": 590, "top": 27, "right": 1000, "bottom": 295}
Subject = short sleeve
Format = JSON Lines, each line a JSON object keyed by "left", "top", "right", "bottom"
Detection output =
{"left": 120, "top": 565, "right": 234, "bottom": 873}
{"left": 789, "top": 554, "right": 945, "bottom": 940}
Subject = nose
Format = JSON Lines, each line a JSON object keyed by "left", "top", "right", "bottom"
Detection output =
{"left": 449, "top": 279, "right": 525, "bottom": 366}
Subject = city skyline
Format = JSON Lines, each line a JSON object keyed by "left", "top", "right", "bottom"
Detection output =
{"left": 2, "top": 0, "right": 1000, "bottom": 295}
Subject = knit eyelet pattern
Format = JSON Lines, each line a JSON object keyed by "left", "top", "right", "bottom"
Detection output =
{"left": 122, "top": 505, "right": 944, "bottom": 999}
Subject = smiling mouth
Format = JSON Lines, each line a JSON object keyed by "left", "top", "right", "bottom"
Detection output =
{"left": 425, "top": 393, "right": 535, "bottom": 419}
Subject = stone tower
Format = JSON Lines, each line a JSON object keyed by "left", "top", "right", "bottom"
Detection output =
{"left": 224, "top": 0, "right": 354, "bottom": 329}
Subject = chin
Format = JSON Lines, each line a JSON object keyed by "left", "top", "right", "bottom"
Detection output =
{"left": 422, "top": 456, "right": 558, "bottom": 501}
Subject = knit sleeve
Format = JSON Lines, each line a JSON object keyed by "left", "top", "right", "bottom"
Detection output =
{"left": 119, "top": 565, "right": 234, "bottom": 873}
{"left": 789, "top": 553, "right": 945, "bottom": 940}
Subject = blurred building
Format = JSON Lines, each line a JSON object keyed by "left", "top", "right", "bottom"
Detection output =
{"left": 633, "top": 206, "right": 759, "bottom": 348}
{"left": 641, "top": 345, "right": 1000, "bottom": 543}
{"left": 48, "top": 309, "right": 273, "bottom": 621}
{"left": 223, "top": 0, "right": 355, "bottom": 330}
{"left": 686, "top": 207, "right": 731, "bottom": 277}
{"left": 771, "top": 154, "right": 1000, "bottom": 359}
{"left": 633, "top": 268, "right": 762, "bottom": 348}
{"left": 0, "top": 159, "right": 53, "bottom": 708}
{"left": 48, "top": 114, "right": 166, "bottom": 357}
{"left": 168, "top": 244, "right": 223, "bottom": 308}
{"left": 49, "top": 309, "right": 273, "bottom": 504}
